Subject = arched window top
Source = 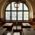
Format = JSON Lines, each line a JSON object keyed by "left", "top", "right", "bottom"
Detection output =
{"left": 6, "top": 2, "right": 28, "bottom": 10}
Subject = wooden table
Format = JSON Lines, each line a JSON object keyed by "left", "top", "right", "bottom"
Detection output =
{"left": 3, "top": 23, "right": 13, "bottom": 31}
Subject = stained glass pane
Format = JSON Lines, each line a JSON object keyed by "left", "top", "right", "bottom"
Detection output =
{"left": 24, "top": 12, "right": 29, "bottom": 20}
{"left": 6, "top": 4, "right": 10, "bottom": 10}
{"left": 24, "top": 4, "right": 28, "bottom": 10}
{"left": 5, "top": 12, "right": 10, "bottom": 20}
{"left": 12, "top": 12, "right": 16, "bottom": 20}
{"left": 18, "top": 12, "right": 22, "bottom": 20}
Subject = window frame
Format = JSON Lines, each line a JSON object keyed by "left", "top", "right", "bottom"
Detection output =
{"left": 5, "top": 2, "right": 29, "bottom": 23}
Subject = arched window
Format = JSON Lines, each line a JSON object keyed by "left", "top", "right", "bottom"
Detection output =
{"left": 5, "top": 2, "right": 29, "bottom": 21}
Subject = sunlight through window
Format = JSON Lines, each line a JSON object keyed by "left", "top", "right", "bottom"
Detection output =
{"left": 5, "top": 12, "right": 10, "bottom": 20}
{"left": 18, "top": 12, "right": 22, "bottom": 20}
{"left": 12, "top": 12, "right": 16, "bottom": 20}
{"left": 24, "top": 12, "right": 29, "bottom": 20}
{"left": 6, "top": 2, "right": 29, "bottom": 21}
{"left": 6, "top": 4, "right": 10, "bottom": 10}
{"left": 24, "top": 4, "right": 28, "bottom": 10}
